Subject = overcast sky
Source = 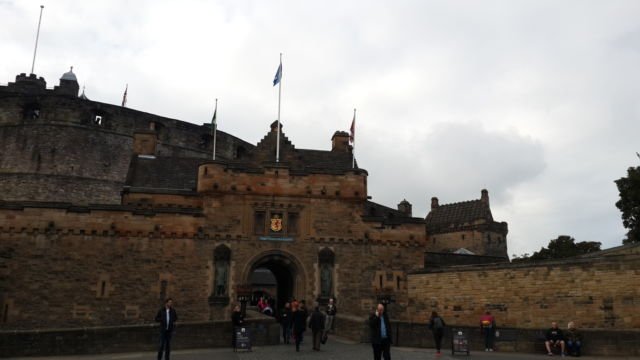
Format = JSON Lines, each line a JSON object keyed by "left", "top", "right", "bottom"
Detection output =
{"left": 2, "top": 0, "right": 639, "bottom": 256}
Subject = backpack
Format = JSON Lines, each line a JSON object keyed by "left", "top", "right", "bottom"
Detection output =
{"left": 432, "top": 316, "right": 444, "bottom": 330}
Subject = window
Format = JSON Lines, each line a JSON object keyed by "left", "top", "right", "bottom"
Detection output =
{"left": 288, "top": 212, "right": 299, "bottom": 235}
{"left": 254, "top": 211, "right": 266, "bottom": 235}
{"left": 160, "top": 280, "right": 168, "bottom": 301}
{"left": 94, "top": 115, "right": 103, "bottom": 125}
{"left": 23, "top": 104, "right": 41, "bottom": 119}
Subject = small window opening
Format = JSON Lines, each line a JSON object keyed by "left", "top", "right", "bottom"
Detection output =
{"left": 160, "top": 280, "right": 168, "bottom": 301}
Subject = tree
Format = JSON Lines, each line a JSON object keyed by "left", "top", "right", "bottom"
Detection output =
{"left": 615, "top": 166, "right": 640, "bottom": 244}
{"left": 512, "top": 235, "right": 601, "bottom": 262}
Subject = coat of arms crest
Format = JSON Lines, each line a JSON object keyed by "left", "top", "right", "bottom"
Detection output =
{"left": 270, "top": 214, "right": 283, "bottom": 232}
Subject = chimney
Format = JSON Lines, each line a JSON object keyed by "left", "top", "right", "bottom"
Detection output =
{"left": 397, "top": 199, "right": 412, "bottom": 217}
{"left": 331, "top": 131, "right": 350, "bottom": 152}
{"left": 481, "top": 189, "right": 489, "bottom": 205}
{"left": 431, "top": 197, "right": 439, "bottom": 209}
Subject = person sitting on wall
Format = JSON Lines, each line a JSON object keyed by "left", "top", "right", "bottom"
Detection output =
{"left": 566, "top": 321, "right": 583, "bottom": 357}
{"left": 545, "top": 321, "right": 566, "bottom": 356}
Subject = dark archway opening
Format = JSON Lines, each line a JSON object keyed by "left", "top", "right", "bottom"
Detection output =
{"left": 248, "top": 257, "right": 296, "bottom": 317}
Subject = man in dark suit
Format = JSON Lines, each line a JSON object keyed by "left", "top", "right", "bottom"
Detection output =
{"left": 155, "top": 298, "right": 178, "bottom": 360}
{"left": 369, "top": 303, "right": 392, "bottom": 360}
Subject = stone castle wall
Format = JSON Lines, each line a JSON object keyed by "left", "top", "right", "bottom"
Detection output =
{"left": 0, "top": 92, "right": 251, "bottom": 204}
{"left": 407, "top": 251, "right": 640, "bottom": 330}
{"left": 0, "top": 188, "right": 426, "bottom": 329}
{"left": 428, "top": 227, "right": 507, "bottom": 257}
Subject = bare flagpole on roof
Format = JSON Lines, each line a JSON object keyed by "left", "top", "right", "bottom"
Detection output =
{"left": 212, "top": 99, "right": 218, "bottom": 160}
{"left": 273, "top": 53, "right": 283, "bottom": 162}
{"left": 30, "top": 5, "right": 45, "bottom": 74}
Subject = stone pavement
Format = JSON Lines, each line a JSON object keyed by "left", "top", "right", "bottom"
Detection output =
{"left": 5, "top": 336, "right": 639, "bottom": 360}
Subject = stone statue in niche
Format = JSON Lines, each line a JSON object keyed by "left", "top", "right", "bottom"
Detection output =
{"left": 215, "top": 261, "right": 228, "bottom": 296}
{"left": 320, "top": 263, "right": 332, "bottom": 297}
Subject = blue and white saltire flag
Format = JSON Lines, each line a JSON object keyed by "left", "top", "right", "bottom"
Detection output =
{"left": 273, "top": 61, "right": 282, "bottom": 86}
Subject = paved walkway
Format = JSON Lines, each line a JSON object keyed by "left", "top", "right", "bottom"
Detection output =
{"left": 5, "top": 336, "right": 639, "bottom": 360}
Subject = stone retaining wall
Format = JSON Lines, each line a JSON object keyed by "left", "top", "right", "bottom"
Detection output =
{"left": 0, "top": 318, "right": 279, "bottom": 358}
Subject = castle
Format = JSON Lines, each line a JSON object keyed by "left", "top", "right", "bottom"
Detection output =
{"left": 0, "top": 68, "right": 507, "bottom": 328}
{"left": 2, "top": 69, "right": 638, "bottom": 357}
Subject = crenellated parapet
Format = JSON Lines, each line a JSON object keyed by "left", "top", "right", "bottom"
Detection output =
{"left": 197, "top": 161, "right": 368, "bottom": 199}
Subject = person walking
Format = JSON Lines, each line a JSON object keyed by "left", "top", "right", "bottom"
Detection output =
{"left": 480, "top": 310, "right": 496, "bottom": 351}
{"left": 155, "top": 298, "right": 178, "bottom": 360}
{"left": 324, "top": 297, "right": 337, "bottom": 341}
{"left": 292, "top": 301, "right": 308, "bottom": 352}
{"left": 369, "top": 303, "right": 392, "bottom": 360}
{"left": 231, "top": 304, "right": 244, "bottom": 349}
{"left": 280, "top": 302, "right": 292, "bottom": 344}
{"left": 428, "top": 311, "right": 446, "bottom": 356}
{"left": 309, "top": 304, "right": 326, "bottom": 351}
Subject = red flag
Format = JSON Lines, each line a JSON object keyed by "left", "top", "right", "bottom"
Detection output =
{"left": 121, "top": 84, "right": 128, "bottom": 107}
{"left": 349, "top": 114, "right": 355, "bottom": 144}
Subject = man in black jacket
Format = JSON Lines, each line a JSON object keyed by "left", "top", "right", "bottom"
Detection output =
{"left": 369, "top": 303, "right": 392, "bottom": 360}
{"left": 309, "top": 305, "right": 326, "bottom": 351}
{"left": 155, "top": 298, "right": 178, "bottom": 360}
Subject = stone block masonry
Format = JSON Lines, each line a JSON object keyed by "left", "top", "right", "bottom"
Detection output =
{"left": 407, "top": 251, "right": 640, "bottom": 330}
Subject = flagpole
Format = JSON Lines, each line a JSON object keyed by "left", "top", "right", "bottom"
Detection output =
{"left": 276, "top": 53, "right": 282, "bottom": 163}
{"left": 212, "top": 98, "right": 218, "bottom": 160}
{"left": 352, "top": 108, "right": 356, "bottom": 169}
{"left": 30, "top": 5, "right": 45, "bottom": 74}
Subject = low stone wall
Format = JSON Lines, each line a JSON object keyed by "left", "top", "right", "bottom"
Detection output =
{"left": 0, "top": 318, "right": 279, "bottom": 358}
{"left": 407, "top": 252, "right": 640, "bottom": 329}
{"left": 392, "top": 323, "right": 640, "bottom": 357}
{"left": 334, "top": 317, "right": 640, "bottom": 357}
{"left": 333, "top": 314, "right": 369, "bottom": 343}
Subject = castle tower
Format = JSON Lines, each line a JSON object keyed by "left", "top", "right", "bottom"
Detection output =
{"left": 54, "top": 67, "right": 79, "bottom": 97}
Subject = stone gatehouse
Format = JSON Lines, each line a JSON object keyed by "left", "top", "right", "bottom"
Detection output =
{"left": 0, "top": 69, "right": 509, "bottom": 329}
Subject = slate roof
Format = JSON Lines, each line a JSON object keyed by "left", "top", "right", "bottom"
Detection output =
{"left": 125, "top": 156, "right": 203, "bottom": 191}
{"left": 239, "top": 123, "right": 361, "bottom": 174}
{"left": 425, "top": 199, "right": 493, "bottom": 228}
{"left": 362, "top": 200, "right": 425, "bottom": 224}
{"left": 124, "top": 123, "right": 367, "bottom": 192}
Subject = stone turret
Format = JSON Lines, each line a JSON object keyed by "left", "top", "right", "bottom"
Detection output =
{"left": 397, "top": 199, "right": 412, "bottom": 217}
{"left": 54, "top": 67, "right": 79, "bottom": 97}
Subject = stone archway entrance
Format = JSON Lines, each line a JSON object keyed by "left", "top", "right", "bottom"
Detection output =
{"left": 245, "top": 250, "right": 306, "bottom": 315}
